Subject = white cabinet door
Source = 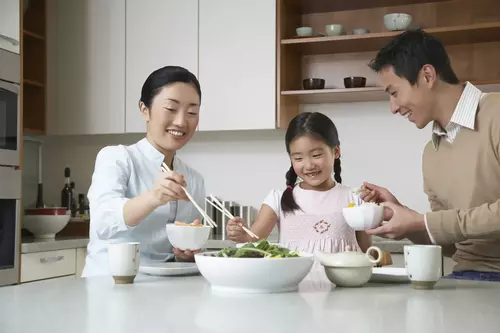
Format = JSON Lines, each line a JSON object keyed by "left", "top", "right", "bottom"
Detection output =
{"left": 198, "top": 0, "right": 276, "bottom": 131}
{"left": 46, "top": 0, "right": 125, "bottom": 135}
{"left": 0, "top": 0, "right": 20, "bottom": 54}
{"left": 125, "top": 0, "right": 199, "bottom": 133}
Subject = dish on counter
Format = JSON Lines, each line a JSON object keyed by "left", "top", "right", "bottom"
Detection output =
{"left": 139, "top": 262, "right": 200, "bottom": 276}
{"left": 370, "top": 267, "right": 410, "bottom": 283}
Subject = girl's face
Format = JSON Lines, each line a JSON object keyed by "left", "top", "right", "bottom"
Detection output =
{"left": 141, "top": 82, "right": 200, "bottom": 153}
{"left": 289, "top": 135, "right": 339, "bottom": 189}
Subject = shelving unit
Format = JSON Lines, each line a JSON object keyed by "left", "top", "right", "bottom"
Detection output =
{"left": 22, "top": 0, "right": 46, "bottom": 135}
{"left": 276, "top": 0, "right": 500, "bottom": 128}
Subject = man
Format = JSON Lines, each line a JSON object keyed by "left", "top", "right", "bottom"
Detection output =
{"left": 361, "top": 29, "right": 500, "bottom": 281}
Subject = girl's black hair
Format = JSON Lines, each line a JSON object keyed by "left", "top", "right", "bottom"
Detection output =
{"left": 139, "top": 65, "right": 202, "bottom": 109}
{"left": 281, "top": 112, "right": 341, "bottom": 214}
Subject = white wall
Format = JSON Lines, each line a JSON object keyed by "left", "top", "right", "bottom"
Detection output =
{"left": 22, "top": 101, "right": 432, "bottom": 214}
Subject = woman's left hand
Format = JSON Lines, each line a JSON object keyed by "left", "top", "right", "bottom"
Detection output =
{"left": 173, "top": 219, "right": 202, "bottom": 262}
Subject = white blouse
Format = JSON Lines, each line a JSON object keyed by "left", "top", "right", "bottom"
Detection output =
{"left": 82, "top": 138, "right": 206, "bottom": 277}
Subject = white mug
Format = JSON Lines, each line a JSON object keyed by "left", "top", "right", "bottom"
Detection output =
{"left": 404, "top": 245, "right": 442, "bottom": 289}
{"left": 108, "top": 242, "right": 141, "bottom": 284}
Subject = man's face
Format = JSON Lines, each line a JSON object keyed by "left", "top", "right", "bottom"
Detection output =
{"left": 379, "top": 66, "right": 436, "bottom": 129}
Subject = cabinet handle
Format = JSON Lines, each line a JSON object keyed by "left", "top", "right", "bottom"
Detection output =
{"left": 0, "top": 34, "right": 19, "bottom": 46}
{"left": 40, "top": 255, "right": 64, "bottom": 263}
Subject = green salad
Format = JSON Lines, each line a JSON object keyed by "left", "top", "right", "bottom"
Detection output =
{"left": 215, "top": 240, "right": 299, "bottom": 258}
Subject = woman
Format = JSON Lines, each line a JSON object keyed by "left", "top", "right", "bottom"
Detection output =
{"left": 82, "top": 66, "right": 206, "bottom": 277}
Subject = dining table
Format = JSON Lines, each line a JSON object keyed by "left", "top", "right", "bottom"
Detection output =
{"left": 0, "top": 267, "right": 499, "bottom": 333}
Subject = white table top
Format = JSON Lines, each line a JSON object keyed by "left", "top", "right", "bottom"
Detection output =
{"left": 1, "top": 270, "right": 499, "bottom": 333}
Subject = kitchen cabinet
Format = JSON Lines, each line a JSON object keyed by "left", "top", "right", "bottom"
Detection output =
{"left": 46, "top": 0, "right": 125, "bottom": 135}
{"left": 21, "top": 249, "right": 77, "bottom": 283}
{"left": 125, "top": 0, "right": 199, "bottom": 133}
{"left": 0, "top": 0, "right": 20, "bottom": 54}
{"left": 197, "top": 0, "right": 276, "bottom": 131}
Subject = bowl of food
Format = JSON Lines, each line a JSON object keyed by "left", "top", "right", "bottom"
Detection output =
{"left": 195, "top": 240, "right": 314, "bottom": 293}
{"left": 384, "top": 13, "right": 412, "bottom": 31}
{"left": 303, "top": 78, "right": 325, "bottom": 90}
{"left": 344, "top": 76, "right": 366, "bottom": 88}
{"left": 342, "top": 202, "right": 384, "bottom": 231}
{"left": 23, "top": 207, "right": 71, "bottom": 239}
{"left": 166, "top": 221, "right": 211, "bottom": 251}
{"left": 315, "top": 246, "right": 382, "bottom": 287}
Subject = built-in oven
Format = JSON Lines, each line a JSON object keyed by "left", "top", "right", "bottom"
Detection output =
{"left": 0, "top": 47, "right": 21, "bottom": 167}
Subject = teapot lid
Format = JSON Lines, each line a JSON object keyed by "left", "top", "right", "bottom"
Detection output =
{"left": 315, "top": 246, "right": 382, "bottom": 268}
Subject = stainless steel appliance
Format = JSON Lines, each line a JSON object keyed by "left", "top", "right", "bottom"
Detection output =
{"left": 0, "top": 47, "right": 21, "bottom": 287}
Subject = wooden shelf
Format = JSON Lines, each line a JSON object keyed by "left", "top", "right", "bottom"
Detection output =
{"left": 287, "top": 0, "right": 452, "bottom": 14}
{"left": 282, "top": 22, "right": 500, "bottom": 55}
{"left": 23, "top": 79, "right": 44, "bottom": 88}
{"left": 281, "top": 82, "right": 500, "bottom": 104}
{"left": 23, "top": 29, "right": 44, "bottom": 40}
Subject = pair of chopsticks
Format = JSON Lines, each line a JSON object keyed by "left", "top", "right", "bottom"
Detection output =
{"left": 160, "top": 162, "right": 217, "bottom": 228}
{"left": 205, "top": 195, "right": 259, "bottom": 240}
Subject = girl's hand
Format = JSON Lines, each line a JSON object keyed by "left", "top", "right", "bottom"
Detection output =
{"left": 226, "top": 217, "right": 251, "bottom": 243}
{"left": 173, "top": 219, "right": 202, "bottom": 262}
{"left": 149, "top": 169, "right": 189, "bottom": 207}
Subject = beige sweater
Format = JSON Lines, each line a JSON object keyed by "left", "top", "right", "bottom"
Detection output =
{"left": 423, "top": 93, "right": 500, "bottom": 272}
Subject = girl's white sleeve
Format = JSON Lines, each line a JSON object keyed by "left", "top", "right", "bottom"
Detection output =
{"left": 262, "top": 189, "right": 283, "bottom": 221}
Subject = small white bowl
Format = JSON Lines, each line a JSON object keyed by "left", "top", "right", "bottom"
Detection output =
{"left": 166, "top": 223, "right": 211, "bottom": 251}
{"left": 342, "top": 203, "right": 384, "bottom": 231}
{"left": 296, "top": 26, "right": 313, "bottom": 36}
{"left": 384, "top": 13, "right": 412, "bottom": 31}
{"left": 325, "top": 24, "right": 345, "bottom": 36}
{"left": 352, "top": 28, "right": 369, "bottom": 35}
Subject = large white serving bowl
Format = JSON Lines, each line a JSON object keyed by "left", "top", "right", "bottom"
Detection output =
{"left": 166, "top": 224, "right": 211, "bottom": 251}
{"left": 195, "top": 251, "right": 314, "bottom": 293}
{"left": 342, "top": 203, "right": 384, "bottom": 231}
{"left": 23, "top": 208, "right": 71, "bottom": 239}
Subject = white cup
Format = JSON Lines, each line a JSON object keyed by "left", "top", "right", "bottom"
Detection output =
{"left": 404, "top": 245, "right": 442, "bottom": 289}
{"left": 108, "top": 242, "right": 141, "bottom": 284}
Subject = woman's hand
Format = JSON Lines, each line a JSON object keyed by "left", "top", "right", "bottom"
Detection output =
{"left": 173, "top": 219, "right": 202, "bottom": 262}
{"left": 226, "top": 217, "right": 252, "bottom": 243}
{"left": 149, "top": 169, "right": 189, "bottom": 207}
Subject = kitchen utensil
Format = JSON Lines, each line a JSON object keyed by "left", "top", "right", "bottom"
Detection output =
{"left": 325, "top": 24, "right": 345, "bottom": 36}
{"left": 206, "top": 195, "right": 258, "bottom": 239}
{"left": 139, "top": 262, "right": 199, "bottom": 276}
{"left": 344, "top": 76, "right": 366, "bottom": 88}
{"left": 296, "top": 26, "right": 313, "bottom": 36}
{"left": 161, "top": 163, "right": 217, "bottom": 228}
{"left": 384, "top": 13, "right": 412, "bottom": 31}
{"left": 352, "top": 28, "right": 369, "bottom": 35}
{"left": 195, "top": 251, "right": 314, "bottom": 293}
{"left": 405, "top": 245, "right": 442, "bottom": 289}
{"left": 108, "top": 242, "right": 140, "bottom": 284}
{"left": 23, "top": 207, "right": 71, "bottom": 239}
{"left": 166, "top": 223, "right": 211, "bottom": 251}
{"left": 315, "top": 246, "right": 382, "bottom": 287}
{"left": 303, "top": 78, "right": 325, "bottom": 90}
{"left": 342, "top": 202, "right": 384, "bottom": 230}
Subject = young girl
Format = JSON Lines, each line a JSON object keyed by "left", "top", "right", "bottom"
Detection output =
{"left": 227, "top": 112, "right": 373, "bottom": 254}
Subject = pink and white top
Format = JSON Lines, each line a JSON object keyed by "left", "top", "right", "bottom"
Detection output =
{"left": 263, "top": 183, "right": 360, "bottom": 255}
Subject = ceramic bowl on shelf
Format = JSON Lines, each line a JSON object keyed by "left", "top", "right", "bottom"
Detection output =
{"left": 166, "top": 223, "right": 211, "bottom": 251}
{"left": 325, "top": 24, "right": 345, "bottom": 36}
{"left": 303, "top": 78, "right": 325, "bottom": 90}
{"left": 384, "top": 13, "right": 412, "bottom": 31}
{"left": 342, "top": 202, "right": 384, "bottom": 231}
{"left": 352, "top": 28, "right": 370, "bottom": 35}
{"left": 296, "top": 26, "right": 313, "bottom": 36}
{"left": 23, "top": 207, "right": 71, "bottom": 239}
{"left": 344, "top": 76, "right": 366, "bottom": 88}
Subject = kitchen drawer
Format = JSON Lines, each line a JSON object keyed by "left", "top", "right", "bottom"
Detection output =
{"left": 21, "top": 249, "right": 76, "bottom": 283}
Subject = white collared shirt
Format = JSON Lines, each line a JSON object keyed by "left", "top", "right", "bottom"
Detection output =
{"left": 82, "top": 138, "right": 206, "bottom": 277}
{"left": 425, "top": 82, "right": 483, "bottom": 243}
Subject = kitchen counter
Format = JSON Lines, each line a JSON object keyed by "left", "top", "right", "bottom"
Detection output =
{"left": 1, "top": 271, "right": 499, "bottom": 332}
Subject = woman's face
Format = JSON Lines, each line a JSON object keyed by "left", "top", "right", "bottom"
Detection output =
{"left": 141, "top": 82, "right": 200, "bottom": 152}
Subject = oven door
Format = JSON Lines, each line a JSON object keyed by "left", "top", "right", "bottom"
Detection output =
{"left": 0, "top": 79, "right": 20, "bottom": 167}
{"left": 0, "top": 167, "right": 21, "bottom": 286}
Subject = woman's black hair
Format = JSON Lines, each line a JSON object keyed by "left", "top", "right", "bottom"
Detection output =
{"left": 281, "top": 112, "right": 342, "bottom": 214}
{"left": 139, "top": 65, "right": 202, "bottom": 109}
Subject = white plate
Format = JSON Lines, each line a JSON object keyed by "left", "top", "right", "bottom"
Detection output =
{"left": 139, "top": 262, "right": 199, "bottom": 276}
{"left": 370, "top": 267, "right": 410, "bottom": 283}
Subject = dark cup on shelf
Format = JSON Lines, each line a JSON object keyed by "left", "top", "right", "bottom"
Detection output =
{"left": 344, "top": 76, "right": 366, "bottom": 88}
{"left": 303, "top": 78, "right": 325, "bottom": 90}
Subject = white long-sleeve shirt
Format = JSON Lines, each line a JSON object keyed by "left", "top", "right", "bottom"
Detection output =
{"left": 82, "top": 138, "right": 206, "bottom": 277}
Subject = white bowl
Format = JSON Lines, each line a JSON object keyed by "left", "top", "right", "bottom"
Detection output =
{"left": 166, "top": 224, "right": 211, "bottom": 251}
{"left": 324, "top": 266, "right": 373, "bottom": 287}
{"left": 325, "top": 24, "right": 345, "bottom": 36}
{"left": 195, "top": 251, "right": 314, "bottom": 293}
{"left": 342, "top": 204, "right": 384, "bottom": 231}
{"left": 296, "top": 26, "right": 313, "bottom": 36}
{"left": 384, "top": 13, "right": 412, "bottom": 31}
{"left": 23, "top": 214, "right": 71, "bottom": 239}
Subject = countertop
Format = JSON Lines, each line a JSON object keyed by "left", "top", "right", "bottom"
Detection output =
{"left": 21, "top": 235, "right": 411, "bottom": 254}
{"left": 0, "top": 271, "right": 499, "bottom": 332}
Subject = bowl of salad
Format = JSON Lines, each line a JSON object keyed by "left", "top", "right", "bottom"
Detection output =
{"left": 195, "top": 240, "right": 314, "bottom": 293}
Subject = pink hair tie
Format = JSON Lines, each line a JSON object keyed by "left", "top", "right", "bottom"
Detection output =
{"left": 287, "top": 185, "right": 293, "bottom": 190}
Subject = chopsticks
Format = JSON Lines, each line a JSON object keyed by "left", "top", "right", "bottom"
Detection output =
{"left": 160, "top": 162, "right": 217, "bottom": 228}
{"left": 206, "top": 195, "right": 259, "bottom": 240}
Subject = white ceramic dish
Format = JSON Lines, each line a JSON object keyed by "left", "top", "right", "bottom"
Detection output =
{"left": 296, "top": 26, "right": 313, "bottom": 36}
{"left": 22, "top": 214, "right": 71, "bottom": 239}
{"left": 342, "top": 203, "right": 384, "bottom": 230}
{"left": 384, "top": 13, "right": 412, "bottom": 31}
{"left": 195, "top": 251, "right": 314, "bottom": 293}
{"left": 139, "top": 262, "right": 199, "bottom": 276}
{"left": 325, "top": 24, "right": 345, "bottom": 36}
{"left": 166, "top": 223, "right": 211, "bottom": 251}
{"left": 370, "top": 267, "right": 410, "bottom": 283}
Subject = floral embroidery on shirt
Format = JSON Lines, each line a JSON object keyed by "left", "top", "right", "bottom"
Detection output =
{"left": 313, "top": 220, "right": 331, "bottom": 234}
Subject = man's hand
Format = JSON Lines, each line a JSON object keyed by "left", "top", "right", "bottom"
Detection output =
{"left": 361, "top": 182, "right": 401, "bottom": 205}
{"left": 366, "top": 201, "right": 426, "bottom": 240}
